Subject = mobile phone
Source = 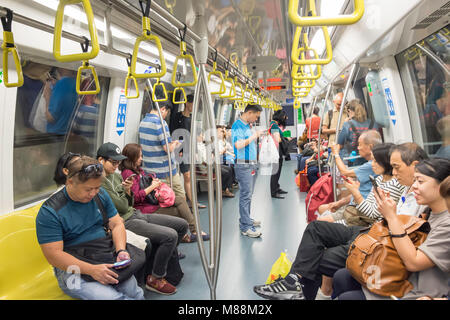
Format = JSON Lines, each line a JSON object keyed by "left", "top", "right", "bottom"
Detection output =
{"left": 369, "top": 175, "right": 381, "bottom": 197}
{"left": 126, "top": 174, "right": 136, "bottom": 181}
{"left": 113, "top": 259, "right": 131, "bottom": 269}
{"left": 390, "top": 295, "right": 401, "bottom": 300}
{"left": 341, "top": 175, "right": 351, "bottom": 183}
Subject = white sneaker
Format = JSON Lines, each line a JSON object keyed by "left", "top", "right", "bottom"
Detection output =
{"left": 241, "top": 229, "right": 262, "bottom": 238}
{"left": 252, "top": 220, "right": 261, "bottom": 227}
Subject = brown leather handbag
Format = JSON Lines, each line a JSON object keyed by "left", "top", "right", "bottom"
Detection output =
{"left": 346, "top": 215, "right": 431, "bottom": 297}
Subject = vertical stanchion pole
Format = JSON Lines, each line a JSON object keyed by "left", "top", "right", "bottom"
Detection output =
{"left": 146, "top": 79, "right": 173, "bottom": 187}
{"left": 332, "top": 63, "right": 358, "bottom": 201}
{"left": 318, "top": 83, "right": 333, "bottom": 177}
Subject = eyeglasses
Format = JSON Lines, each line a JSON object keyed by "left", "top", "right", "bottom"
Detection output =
{"left": 107, "top": 159, "right": 121, "bottom": 166}
{"left": 67, "top": 163, "right": 103, "bottom": 179}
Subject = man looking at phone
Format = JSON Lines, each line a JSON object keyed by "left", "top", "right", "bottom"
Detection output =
{"left": 232, "top": 104, "right": 265, "bottom": 238}
{"left": 139, "top": 101, "right": 184, "bottom": 199}
{"left": 36, "top": 156, "right": 144, "bottom": 300}
{"left": 97, "top": 142, "right": 189, "bottom": 295}
{"left": 318, "top": 130, "right": 382, "bottom": 221}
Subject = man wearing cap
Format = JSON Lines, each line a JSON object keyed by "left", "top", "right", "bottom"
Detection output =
{"left": 97, "top": 142, "right": 188, "bottom": 295}
{"left": 139, "top": 102, "right": 185, "bottom": 199}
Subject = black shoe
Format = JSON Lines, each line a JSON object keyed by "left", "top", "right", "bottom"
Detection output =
{"left": 271, "top": 194, "right": 285, "bottom": 199}
{"left": 253, "top": 274, "right": 304, "bottom": 300}
{"left": 277, "top": 189, "right": 288, "bottom": 194}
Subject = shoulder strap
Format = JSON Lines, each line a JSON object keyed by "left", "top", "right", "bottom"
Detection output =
{"left": 327, "top": 110, "right": 333, "bottom": 129}
{"left": 369, "top": 119, "right": 374, "bottom": 130}
{"left": 94, "top": 194, "right": 110, "bottom": 234}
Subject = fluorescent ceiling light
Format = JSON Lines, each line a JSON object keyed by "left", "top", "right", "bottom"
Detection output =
{"left": 33, "top": 0, "right": 176, "bottom": 63}
{"left": 308, "top": 0, "right": 345, "bottom": 55}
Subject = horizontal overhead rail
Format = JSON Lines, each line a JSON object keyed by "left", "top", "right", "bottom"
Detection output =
{"left": 104, "top": 0, "right": 264, "bottom": 98}
{"left": 1, "top": 9, "right": 159, "bottom": 69}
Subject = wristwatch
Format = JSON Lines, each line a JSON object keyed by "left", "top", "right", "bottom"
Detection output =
{"left": 115, "top": 249, "right": 128, "bottom": 256}
{"left": 388, "top": 230, "right": 407, "bottom": 238}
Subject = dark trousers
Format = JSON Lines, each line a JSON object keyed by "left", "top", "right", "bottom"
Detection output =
{"left": 307, "top": 165, "right": 320, "bottom": 186}
{"left": 270, "top": 157, "right": 283, "bottom": 196}
{"left": 221, "top": 165, "right": 233, "bottom": 191}
{"left": 332, "top": 268, "right": 366, "bottom": 300}
{"left": 124, "top": 210, "right": 188, "bottom": 278}
{"left": 288, "top": 220, "right": 364, "bottom": 300}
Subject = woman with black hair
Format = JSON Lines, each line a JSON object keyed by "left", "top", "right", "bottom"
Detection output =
{"left": 53, "top": 152, "right": 81, "bottom": 186}
{"left": 269, "top": 110, "right": 288, "bottom": 199}
{"left": 333, "top": 157, "right": 450, "bottom": 300}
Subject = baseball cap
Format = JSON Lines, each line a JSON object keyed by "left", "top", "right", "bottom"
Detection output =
{"left": 96, "top": 142, "right": 127, "bottom": 161}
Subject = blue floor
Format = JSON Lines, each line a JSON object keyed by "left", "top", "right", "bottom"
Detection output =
{"left": 144, "top": 160, "right": 308, "bottom": 300}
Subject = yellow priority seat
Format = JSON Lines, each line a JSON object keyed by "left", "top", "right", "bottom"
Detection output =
{"left": 0, "top": 203, "right": 74, "bottom": 300}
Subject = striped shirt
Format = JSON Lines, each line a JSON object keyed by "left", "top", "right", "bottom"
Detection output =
{"left": 336, "top": 176, "right": 406, "bottom": 225}
{"left": 139, "top": 113, "right": 177, "bottom": 179}
{"left": 72, "top": 103, "right": 98, "bottom": 138}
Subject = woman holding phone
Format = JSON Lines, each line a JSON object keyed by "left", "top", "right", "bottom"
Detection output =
{"left": 333, "top": 157, "right": 450, "bottom": 300}
{"left": 119, "top": 143, "right": 210, "bottom": 243}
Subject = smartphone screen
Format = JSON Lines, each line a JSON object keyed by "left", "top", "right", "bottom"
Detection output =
{"left": 126, "top": 174, "right": 136, "bottom": 181}
{"left": 113, "top": 259, "right": 131, "bottom": 268}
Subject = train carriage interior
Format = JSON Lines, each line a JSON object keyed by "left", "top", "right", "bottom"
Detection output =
{"left": 0, "top": 0, "right": 449, "bottom": 302}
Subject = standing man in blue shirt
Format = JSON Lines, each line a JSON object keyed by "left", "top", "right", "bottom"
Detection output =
{"left": 232, "top": 104, "right": 265, "bottom": 238}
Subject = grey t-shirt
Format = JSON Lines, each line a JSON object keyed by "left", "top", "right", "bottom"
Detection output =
{"left": 364, "top": 210, "right": 450, "bottom": 300}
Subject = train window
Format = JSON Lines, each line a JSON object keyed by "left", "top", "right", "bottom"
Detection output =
{"left": 396, "top": 26, "right": 449, "bottom": 158}
{"left": 13, "top": 60, "right": 109, "bottom": 207}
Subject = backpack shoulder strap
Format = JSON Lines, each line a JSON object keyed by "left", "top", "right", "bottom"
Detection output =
{"left": 94, "top": 194, "right": 110, "bottom": 234}
{"left": 327, "top": 110, "right": 333, "bottom": 128}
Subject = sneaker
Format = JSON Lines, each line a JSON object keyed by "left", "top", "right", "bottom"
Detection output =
{"left": 189, "top": 232, "right": 210, "bottom": 242}
{"left": 252, "top": 220, "right": 261, "bottom": 227}
{"left": 146, "top": 275, "right": 177, "bottom": 295}
{"left": 241, "top": 228, "right": 262, "bottom": 238}
{"left": 253, "top": 274, "right": 304, "bottom": 300}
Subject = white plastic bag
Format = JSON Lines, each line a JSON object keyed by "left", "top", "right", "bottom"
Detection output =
{"left": 259, "top": 135, "right": 279, "bottom": 165}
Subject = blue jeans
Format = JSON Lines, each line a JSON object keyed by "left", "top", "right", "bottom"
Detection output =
{"left": 54, "top": 267, "right": 145, "bottom": 300}
{"left": 234, "top": 163, "right": 258, "bottom": 232}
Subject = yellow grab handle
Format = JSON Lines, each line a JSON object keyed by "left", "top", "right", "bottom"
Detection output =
{"left": 125, "top": 73, "right": 139, "bottom": 99}
{"left": 76, "top": 61, "right": 100, "bottom": 95}
{"left": 219, "top": 71, "right": 236, "bottom": 99}
{"left": 208, "top": 61, "right": 226, "bottom": 95}
{"left": 172, "top": 86, "right": 186, "bottom": 104}
{"left": 152, "top": 80, "right": 168, "bottom": 102}
{"left": 2, "top": 31, "right": 24, "bottom": 88}
{"left": 230, "top": 52, "right": 239, "bottom": 67}
{"left": 288, "top": 0, "right": 364, "bottom": 26}
{"left": 131, "top": 17, "right": 167, "bottom": 79}
{"left": 291, "top": 26, "right": 332, "bottom": 65}
{"left": 242, "top": 84, "right": 252, "bottom": 103}
{"left": 292, "top": 63, "right": 321, "bottom": 81}
{"left": 293, "top": 99, "right": 302, "bottom": 109}
{"left": 231, "top": 78, "right": 244, "bottom": 101}
{"left": 53, "top": 0, "right": 99, "bottom": 62}
{"left": 171, "top": 41, "right": 198, "bottom": 87}
{"left": 293, "top": 79, "right": 315, "bottom": 89}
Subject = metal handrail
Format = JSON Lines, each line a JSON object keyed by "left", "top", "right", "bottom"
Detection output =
{"left": 331, "top": 63, "right": 358, "bottom": 202}
{"left": 318, "top": 83, "right": 333, "bottom": 177}
{"left": 190, "top": 64, "right": 223, "bottom": 300}
{"left": 145, "top": 79, "right": 173, "bottom": 188}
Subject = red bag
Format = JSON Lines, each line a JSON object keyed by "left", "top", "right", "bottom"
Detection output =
{"left": 299, "top": 171, "right": 310, "bottom": 192}
{"left": 305, "top": 173, "right": 334, "bottom": 223}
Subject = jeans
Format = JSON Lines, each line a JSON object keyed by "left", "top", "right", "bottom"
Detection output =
{"left": 332, "top": 268, "right": 366, "bottom": 300}
{"left": 124, "top": 210, "right": 188, "bottom": 278}
{"left": 54, "top": 268, "right": 144, "bottom": 300}
{"left": 234, "top": 163, "right": 258, "bottom": 232}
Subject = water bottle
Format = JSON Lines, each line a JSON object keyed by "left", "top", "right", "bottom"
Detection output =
{"left": 349, "top": 150, "right": 357, "bottom": 163}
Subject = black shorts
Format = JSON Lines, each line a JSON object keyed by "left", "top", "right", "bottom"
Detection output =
{"left": 179, "top": 162, "right": 191, "bottom": 174}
